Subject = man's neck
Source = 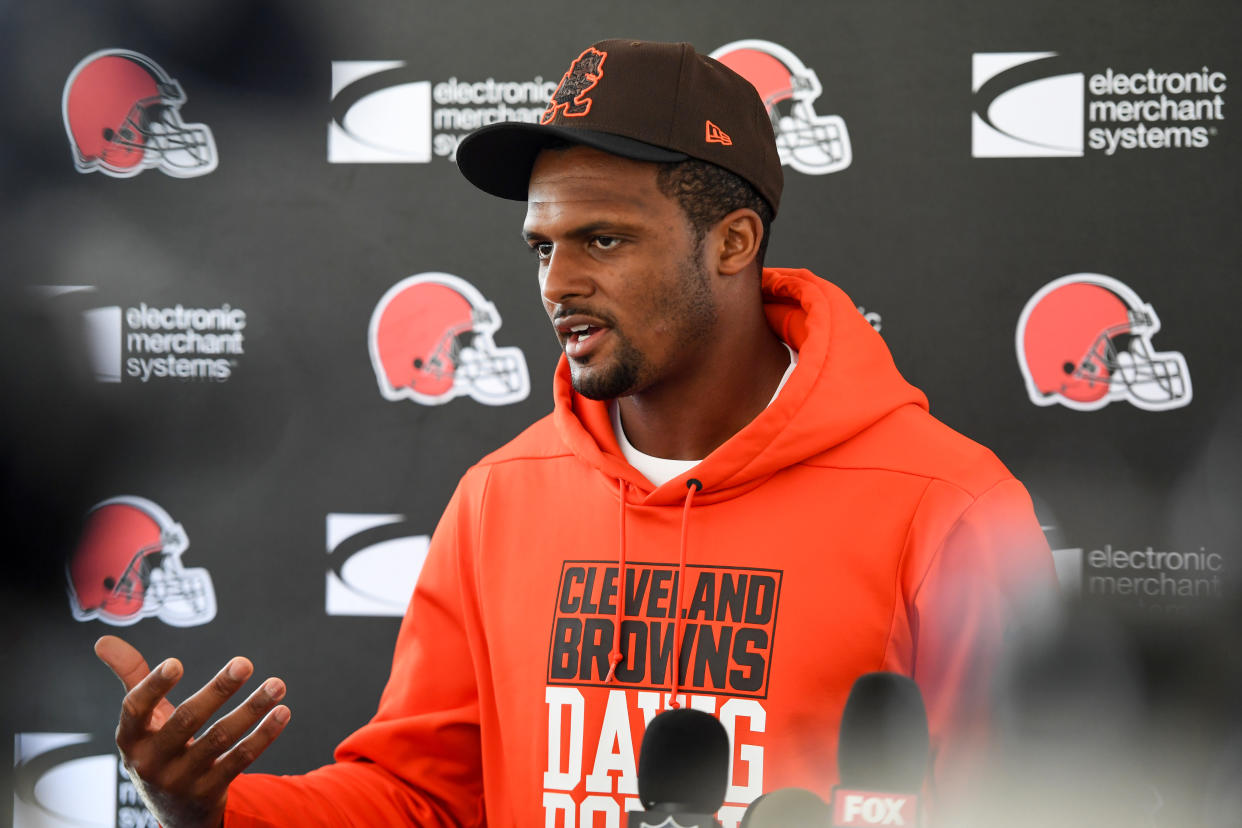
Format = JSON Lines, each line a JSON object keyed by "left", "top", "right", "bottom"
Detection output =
{"left": 616, "top": 317, "right": 790, "bottom": 461}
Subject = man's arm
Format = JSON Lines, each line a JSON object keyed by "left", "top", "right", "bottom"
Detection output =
{"left": 906, "top": 477, "right": 1057, "bottom": 799}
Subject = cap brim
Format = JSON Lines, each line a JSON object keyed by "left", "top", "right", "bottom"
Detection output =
{"left": 456, "top": 121, "right": 688, "bottom": 201}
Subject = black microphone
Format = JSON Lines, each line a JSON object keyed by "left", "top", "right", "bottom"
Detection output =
{"left": 830, "top": 672, "right": 929, "bottom": 827}
{"left": 627, "top": 708, "right": 729, "bottom": 828}
{"left": 740, "top": 787, "right": 832, "bottom": 826}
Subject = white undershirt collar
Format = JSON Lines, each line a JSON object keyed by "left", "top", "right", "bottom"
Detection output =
{"left": 610, "top": 344, "right": 798, "bottom": 487}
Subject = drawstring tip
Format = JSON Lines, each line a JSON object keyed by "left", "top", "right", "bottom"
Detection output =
{"left": 605, "top": 652, "right": 622, "bottom": 683}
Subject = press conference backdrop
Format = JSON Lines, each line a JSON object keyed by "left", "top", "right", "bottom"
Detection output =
{"left": 2, "top": 0, "right": 1239, "bottom": 825}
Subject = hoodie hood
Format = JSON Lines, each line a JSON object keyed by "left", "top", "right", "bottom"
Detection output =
{"left": 553, "top": 267, "right": 928, "bottom": 505}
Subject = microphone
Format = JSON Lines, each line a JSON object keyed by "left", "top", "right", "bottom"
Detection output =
{"left": 627, "top": 707, "right": 729, "bottom": 828}
{"left": 830, "top": 672, "right": 929, "bottom": 827}
{"left": 740, "top": 788, "right": 832, "bottom": 826}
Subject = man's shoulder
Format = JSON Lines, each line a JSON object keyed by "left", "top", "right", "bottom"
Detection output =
{"left": 472, "top": 412, "right": 570, "bottom": 469}
{"left": 806, "top": 403, "right": 1016, "bottom": 499}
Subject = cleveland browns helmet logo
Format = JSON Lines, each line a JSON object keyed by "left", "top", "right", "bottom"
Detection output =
{"left": 710, "top": 39, "right": 852, "bottom": 175}
{"left": 1016, "top": 273, "right": 1192, "bottom": 411}
{"left": 62, "top": 49, "right": 218, "bottom": 178}
{"left": 369, "top": 272, "right": 530, "bottom": 406}
{"left": 67, "top": 496, "right": 217, "bottom": 627}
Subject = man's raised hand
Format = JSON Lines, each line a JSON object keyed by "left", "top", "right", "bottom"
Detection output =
{"left": 94, "top": 635, "right": 290, "bottom": 828}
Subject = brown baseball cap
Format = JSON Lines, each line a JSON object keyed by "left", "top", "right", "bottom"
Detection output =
{"left": 455, "top": 39, "right": 783, "bottom": 214}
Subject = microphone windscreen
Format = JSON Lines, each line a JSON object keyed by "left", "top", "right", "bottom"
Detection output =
{"left": 836, "top": 672, "right": 929, "bottom": 792}
{"left": 740, "top": 788, "right": 831, "bottom": 827}
{"left": 637, "top": 708, "right": 730, "bottom": 812}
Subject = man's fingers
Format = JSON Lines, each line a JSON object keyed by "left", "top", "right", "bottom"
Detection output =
{"left": 152, "top": 657, "right": 254, "bottom": 752}
{"left": 95, "top": 635, "right": 153, "bottom": 691}
{"left": 116, "top": 657, "right": 184, "bottom": 748}
{"left": 187, "top": 677, "right": 287, "bottom": 767}
{"left": 211, "top": 704, "right": 291, "bottom": 784}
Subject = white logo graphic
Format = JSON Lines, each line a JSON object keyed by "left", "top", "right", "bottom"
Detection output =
{"left": 63, "top": 49, "right": 217, "bottom": 178}
{"left": 14, "top": 733, "right": 156, "bottom": 827}
{"left": 68, "top": 496, "right": 216, "bottom": 627}
{"left": 1051, "top": 545, "right": 1085, "bottom": 594}
{"left": 972, "top": 52, "right": 1084, "bottom": 157}
{"left": 710, "top": 39, "right": 851, "bottom": 174}
{"left": 329, "top": 61, "right": 432, "bottom": 163}
{"left": 1016, "top": 273, "right": 1191, "bottom": 411}
{"left": 329, "top": 62, "right": 557, "bottom": 163}
{"left": 82, "top": 305, "right": 123, "bottom": 383}
{"left": 368, "top": 272, "right": 530, "bottom": 406}
{"left": 1038, "top": 519, "right": 1085, "bottom": 594}
{"left": 326, "top": 513, "right": 429, "bottom": 617}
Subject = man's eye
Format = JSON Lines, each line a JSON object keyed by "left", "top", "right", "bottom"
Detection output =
{"left": 530, "top": 242, "right": 553, "bottom": 260}
{"left": 592, "top": 236, "right": 621, "bottom": 251}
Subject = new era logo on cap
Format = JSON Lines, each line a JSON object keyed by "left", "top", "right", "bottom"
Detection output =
{"left": 705, "top": 120, "right": 732, "bottom": 145}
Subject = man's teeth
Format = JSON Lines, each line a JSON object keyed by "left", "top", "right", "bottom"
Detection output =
{"left": 570, "top": 324, "right": 591, "bottom": 342}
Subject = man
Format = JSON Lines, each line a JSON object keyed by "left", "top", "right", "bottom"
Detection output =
{"left": 97, "top": 39, "right": 1054, "bottom": 827}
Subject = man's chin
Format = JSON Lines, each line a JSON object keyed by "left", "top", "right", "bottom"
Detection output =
{"left": 570, "top": 377, "right": 623, "bottom": 401}
{"left": 569, "top": 363, "right": 636, "bottom": 401}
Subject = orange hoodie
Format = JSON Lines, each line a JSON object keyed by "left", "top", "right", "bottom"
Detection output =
{"left": 226, "top": 268, "right": 1055, "bottom": 827}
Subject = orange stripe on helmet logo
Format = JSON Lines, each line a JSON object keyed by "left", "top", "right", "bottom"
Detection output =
{"left": 705, "top": 120, "right": 733, "bottom": 146}
{"left": 541, "top": 47, "right": 608, "bottom": 124}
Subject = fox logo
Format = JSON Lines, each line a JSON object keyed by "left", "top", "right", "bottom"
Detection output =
{"left": 541, "top": 47, "right": 607, "bottom": 123}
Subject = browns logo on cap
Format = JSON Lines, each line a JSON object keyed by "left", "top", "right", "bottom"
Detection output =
{"left": 541, "top": 46, "right": 607, "bottom": 123}
{"left": 455, "top": 39, "right": 783, "bottom": 215}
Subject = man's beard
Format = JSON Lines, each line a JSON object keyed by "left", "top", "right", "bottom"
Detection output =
{"left": 569, "top": 252, "right": 716, "bottom": 401}
{"left": 570, "top": 336, "right": 644, "bottom": 400}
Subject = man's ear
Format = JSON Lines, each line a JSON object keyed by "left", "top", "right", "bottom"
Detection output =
{"left": 712, "top": 208, "right": 763, "bottom": 276}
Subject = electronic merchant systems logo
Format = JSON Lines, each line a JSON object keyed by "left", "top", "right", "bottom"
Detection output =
{"left": 14, "top": 732, "right": 157, "bottom": 828}
{"left": 326, "top": 513, "right": 429, "bottom": 617}
{"left": 37, "top": 286, "right": 248, "bottom": 383}
{"left": 329, "top": 61, "right": 557, "bottom": 163}
{"left": 1039, "top": 534, "right": 1224, "bottom": 614}
{"left": 973, "top": 52, "right": 1227, "bottom": 157}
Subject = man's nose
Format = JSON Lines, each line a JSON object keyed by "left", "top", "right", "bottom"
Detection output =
{"left": 540, "top": 247, "right": 594, "bottom": 306}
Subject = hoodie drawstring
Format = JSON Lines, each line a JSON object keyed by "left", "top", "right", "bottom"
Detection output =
{"left": 668, "top": 478, "right": 701, "bottom": 708}
{"left": 606, "top": 477, "right": 703, "bottom": 707}
{"left": 606, "top": 479, "right": 628, "bottom": 683}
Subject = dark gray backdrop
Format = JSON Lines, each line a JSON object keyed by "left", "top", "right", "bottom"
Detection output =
{"left": 2, "top": 1, "right": 1238, "bottom": 825}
